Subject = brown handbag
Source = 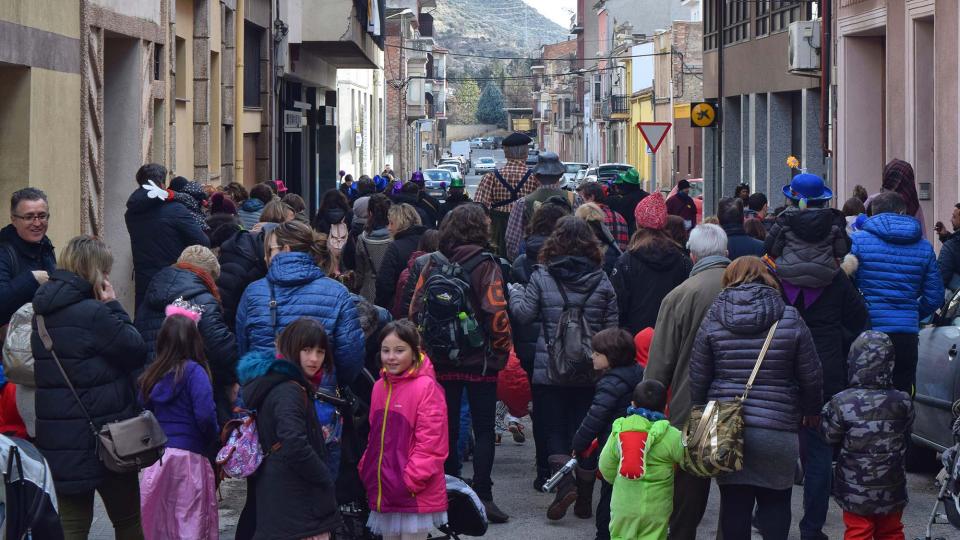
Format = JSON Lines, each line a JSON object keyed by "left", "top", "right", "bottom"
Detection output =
{"left": 35, "top": 315, "right": 167, "bottom": 473}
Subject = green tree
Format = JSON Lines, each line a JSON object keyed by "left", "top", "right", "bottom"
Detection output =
{"left": 476, "top": 82, "right": 507, "bottom": 127}
{"left": 449, "top": 80, "right": 481, "bottom": 124}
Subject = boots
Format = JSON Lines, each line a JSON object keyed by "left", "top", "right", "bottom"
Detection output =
{"left": 546, "top": 455, "right": 578, "bottom": 520}
{"left": 573, "top": 465, "right": 596, "bottom": 519}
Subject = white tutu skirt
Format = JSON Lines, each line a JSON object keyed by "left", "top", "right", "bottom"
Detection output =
{"left": 367, "top": 511, "right": 448, "bottom": 536}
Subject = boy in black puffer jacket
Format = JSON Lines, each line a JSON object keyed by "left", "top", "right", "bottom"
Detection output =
{"left": 564, "top": 328, "right": 643, "bottom": 539}
{"left": 822, "top": 331, "right": 914, "bottom": 538}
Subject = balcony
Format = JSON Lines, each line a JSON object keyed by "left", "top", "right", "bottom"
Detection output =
{"left": 601, "top": 94, "right": 629, "bottom": 119}
{"left": 300, "top": 0, "right": 383, "bottom": 68}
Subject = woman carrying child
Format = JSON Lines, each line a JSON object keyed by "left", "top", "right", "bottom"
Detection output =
{"left": 360, "top": 320, "right": 448, "bottom": 540}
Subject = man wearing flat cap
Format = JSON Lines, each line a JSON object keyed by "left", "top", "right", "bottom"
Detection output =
{"left": 504, "top": 152, "right": 580, "bottom": 260}
{"left": 474, "top": 132, "right": 540, "bottom": 258}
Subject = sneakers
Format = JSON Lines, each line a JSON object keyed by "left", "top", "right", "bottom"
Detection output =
{"left": 482, "top": 499, "right": 510, "bottom": 523}
{"left": 495, "top": 433, "right": 502, "bottom": 446}
{"left": 508, "top": 421, "right": 525, "bottom": 443}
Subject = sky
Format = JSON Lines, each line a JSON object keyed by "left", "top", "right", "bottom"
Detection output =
{"left": 522, "top": 0, "right": 578, "bottom": 28}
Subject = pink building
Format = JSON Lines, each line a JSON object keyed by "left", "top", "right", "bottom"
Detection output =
{"left": 834, "top": 0, "right": 956, "bottom": 231}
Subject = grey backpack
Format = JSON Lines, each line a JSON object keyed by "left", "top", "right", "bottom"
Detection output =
{"left": 545, "top": 273, "right": 601, "bottom": 386}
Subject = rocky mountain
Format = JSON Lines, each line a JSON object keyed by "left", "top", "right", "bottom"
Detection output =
{"left": 431, "top": 0, "right": 570, "bottom": 77}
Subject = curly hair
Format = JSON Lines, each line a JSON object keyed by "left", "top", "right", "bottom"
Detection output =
{"left": 439, "top": 203, "right": 490, "bottom": 256}
{"left": 538, "top": 216, "right": 602, "bottom": 265}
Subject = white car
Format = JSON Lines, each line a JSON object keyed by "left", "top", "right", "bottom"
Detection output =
{"left": 561, "top": 162, "right": 589, "bottom": 190}
{"left": 437, "top": 164, "right": 462, "bottom": 180}
{"left": 474, "top": 156, "right": 497, "bottom": 174}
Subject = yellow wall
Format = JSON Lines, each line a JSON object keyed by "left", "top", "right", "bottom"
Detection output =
{"left": 174, "top": 0, "right": 195, "bottom": 176}
{"left": 0, "top": 0, "right": 80, "bottom": 39}
{"left": 628, "top": 95, "right": 655, "bottom": 190}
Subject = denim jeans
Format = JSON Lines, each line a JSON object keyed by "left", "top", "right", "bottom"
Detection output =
{"left": 441, "top": 380, "right": 497, "bottom": 500}
{"left": 800, "top": 426, "right": 833, "bottom": 538}
{"left": 454, "top": 389, "right": 473, "bottom": 475}
{"left": 58, "top": 471, "right": 143, "bottom": 540}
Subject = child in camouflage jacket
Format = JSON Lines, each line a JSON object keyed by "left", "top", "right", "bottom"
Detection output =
{"left": 822, "top": 330, "right": 915, "bottom": 539}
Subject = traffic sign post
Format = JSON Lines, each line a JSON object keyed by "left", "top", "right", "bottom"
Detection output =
{"left": 636, "top": 122, "right": 672, "bottom": 153}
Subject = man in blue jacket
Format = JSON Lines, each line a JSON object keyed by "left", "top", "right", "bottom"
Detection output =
{"left": 850, "top": 191, "right": 943, "bottom": 393}
{"left": 125, "top": 163, "right": 210, "bottom": 309}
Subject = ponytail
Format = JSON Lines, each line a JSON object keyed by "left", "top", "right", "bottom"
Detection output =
{"left": 272, "top": 221, "right": 330, "bottom": 270}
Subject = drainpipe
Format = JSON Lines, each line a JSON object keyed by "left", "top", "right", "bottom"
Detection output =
{"left": 715, "top": 0, "right": 724, "bottom": 203}
{"left": 235, "top": 0, "right": 245, "bottom": 184}
{"left": 820, "top": 0, "right": 833, "bottom": 175}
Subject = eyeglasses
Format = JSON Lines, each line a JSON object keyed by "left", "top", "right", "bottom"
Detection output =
{"left": 268, "top": 245, "right": 282, "bottom": 252}
{"left": 12, "top": 213, "right": 50, "bottom": 223}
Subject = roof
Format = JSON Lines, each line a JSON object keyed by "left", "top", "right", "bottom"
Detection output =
{"left": 541, "top": 39, "right": 577, "bottom": 60}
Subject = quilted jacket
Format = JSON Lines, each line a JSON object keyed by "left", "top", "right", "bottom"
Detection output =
{"left": 822, "top": 331, "right": 914, "bottom": 516}
{"left": 689, "top": 283, "right": 823, "bottom": 432}
{"left": 766, "top": 208, "right": 849, "bottom": 288}
{"left": 235, "top": 251, "right": 365, "bottom": 384}
{"left": 359, "top": 356, "right": 448, "bottom": 513}
{"left": 850, "top": 213, "right": 943, "bottom": 334}
{"left": 571, "top": 363, "right": 644, "bottom": 454}
{"left": 508, "top": 255, "right": 619, "bottom": 386}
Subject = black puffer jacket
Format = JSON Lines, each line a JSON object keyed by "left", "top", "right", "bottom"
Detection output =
{"left": 375, "top": 225, "right": 426, "bottom": 309}
{"left": 125, "top": 188, "right": 210, "bottom": 308}
{"left": 766, "top": 208, "right": 850, "bottom": 288}
{"left": 611, "top": 242, "right": 692, "bottom": 334}
{"left": 689, "top": 283, "right": 823, "bottom": 432}
{"left": 607, "top": 185, "right": 649, "bottom": 236}
{"left": 238, "top": 351, "right": 340, "bottom": 538}
{"left": 135, "top": 265, "right": 238, "bottom": 385}
{"left": 508, "top": 256, "right": 618, "bottom": 386}
{"left": 822, "top": 331, "right": 913, "bottom": 516}
{"left": 216, "top": 229, "right": 268, "bottom": 331}
{"left": 31, "top": 270, "right": 147, "bottom": 495}
{"left": 571, "top": 363, "right": 643, "bottom": 454}
{"left": 509, "top": 235, "right": 546, "bottom": 375}
{"left": 0, "top": 224, "right": 56, "bottom": 325}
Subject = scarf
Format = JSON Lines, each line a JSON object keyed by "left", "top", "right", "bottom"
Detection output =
{"left": 882, "top": 159, "right": 921, "bottom": 218}
{"left": 175, "top": 262, "right": 221, "bottom": 303}
{"left": 690, "top": 255, "right": 729, "bottom": 277}
{"left": 626, "top": 406, "right": 666, "bottom": 422}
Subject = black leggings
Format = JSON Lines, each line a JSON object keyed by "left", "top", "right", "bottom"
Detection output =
{"left": 719, "top": 484, "right": 792, "bottom": 540}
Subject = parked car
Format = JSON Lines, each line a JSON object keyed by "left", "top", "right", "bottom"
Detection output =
{"left": 915, "top": 295, "right": 960, "bottom": 454}
{"left": 438, "top": 158, "right": 466, "bottom": 175}
{"left": 525, "top": 149, "right": 540, "bottom": 167}
{"left": 665, "top": 178, "right": 704, "bottom": 223}
{"left": 560, "top": 162, "right": 589, "bottom": 191}
{"left": 474, "top": 156, "right": 497, "bottom": 174}
{"left": 422, "top": 169, "right": 452, "bottom": 201}
{"left": 490, "top": 136, "right": 504, "bottom": 148}
{"left": 437, "top": 164, "right": 463, "bottom": 181}
{"left": 470, "top": 138, "right": 485, "bottom": 149}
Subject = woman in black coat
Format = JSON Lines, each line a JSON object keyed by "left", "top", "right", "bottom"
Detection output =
{"left": 216, "top": 226, "right": 270, "bottom": 331}
{"left": 31, "top": 235, "right": 148, "bottom": 539}
{"left": 135, "top": 245, "right": 238, "bottom": 424}
{"left": 375, "top": 203, "right": 426, "bottom": 310}
{"left": 313, "top": 189, "right": 357, "bottom": 272}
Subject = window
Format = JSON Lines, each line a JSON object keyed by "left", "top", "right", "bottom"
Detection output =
{"left": 175, "top": 37, "right": 186, "bottom": 99}
{"left": 244, "top": 22, "right": 263, "bottom": 108}
{"left": 723, "top": 0, "right": 751, "bottom": 45}
{"left": 594, "top": 76, "right": 602, "bottom": 103}
{"left": 704, "top": 0, "right": 718, "bottom": 50}
{"left": 757, "top": 1, "right": 810, "bottom": 36}
{"left": 154, "top": 44, "right": 162, "bottom": 81}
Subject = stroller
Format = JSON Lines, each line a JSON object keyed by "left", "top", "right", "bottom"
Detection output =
{"left": 0, "top": 434, "right": 62, "bottom": 540}
{"left": 919, "top": 400, "right": 960, "bottom": 540}
{"left": 337, "top": 475, "right": 488, "bottom": 540}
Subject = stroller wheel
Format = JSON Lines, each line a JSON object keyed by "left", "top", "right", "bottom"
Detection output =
{"left": 945, "top": 492, "right": 960, "bottom": 528}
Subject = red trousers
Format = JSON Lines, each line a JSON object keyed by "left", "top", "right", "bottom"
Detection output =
{"left": 843, "top": 510, "right": 904, "bottom": 540}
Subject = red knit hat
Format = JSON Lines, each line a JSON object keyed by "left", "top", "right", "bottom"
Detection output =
{"left": 210, "top": 192, "right": 238, "bottom": 215}
{"left": 634, "top": 192, "right": 667, "bottom": 230}
{"left": 634, "top": 327, "right": 654, "bottom": 368}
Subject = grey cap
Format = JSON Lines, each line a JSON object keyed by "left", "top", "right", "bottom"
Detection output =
{"left": 533, "top": 152, "right": 565, "bottom": 177}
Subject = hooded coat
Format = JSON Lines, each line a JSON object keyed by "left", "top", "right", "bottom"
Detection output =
{"left": 689, "top": 283, "right": 823, "bottom": 432}
{"left": 822, "top": 331, "right": 914, "bottom": 516}
{"left": 125, "top": 188, "right": 210, "bottom": 308}
{"left": 356, "top": 228, "right": 393, "bottom": 303}
{"left": 237, "top": 351, "right": 340, "bottom": 538}
{"left": 359, "top": 357, "right": 448, "bottom": 514}
{"left": 238, "top": 199, "right": 266, "bottom": 230}
{"left": 766, "top": 208, "right": 849, "bottom": 288}
{"left": 375, "top": 225, "right": 427, "bottom": 309}
{"left": 571, "top": 363, "right": 644, "bottom": 454}
{"left": 135, "top": 265, "right": 238, "bottom": 386}
{"left": 850, "top": 213, "right": 943, "bottom": 334}
{"left": 142, "top": 360, "right": 218, "bottom": 456}
{"left": 611, "top": 242, "right": 692, "bottom": 334}
{"left": 509, "top": 235, "right": 547, "bottom": 375}
{"left": 235, "top": 251, "right": 365, "bottom": 384}
{"left": 216, "top": 228, "right": 268, "bottom": 331}
{"left": 508, "top": 256, "right": 619, "bottom": 386}
{"left": 0, "top": 223, "right": 56, "bottom": 325}
{"left": 31, "top": 270, "right": 147, "bottom": 495}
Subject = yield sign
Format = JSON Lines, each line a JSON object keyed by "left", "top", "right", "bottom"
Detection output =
{"left": 636, "top": 122, "right": 672, "bottom": 153}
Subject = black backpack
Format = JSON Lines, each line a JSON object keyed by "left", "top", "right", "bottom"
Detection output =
{"left": 417, "top": 252, "right": 494, "bottom": 368}
{"left": 545, "top": 272, "right": 601, "bottom": 386}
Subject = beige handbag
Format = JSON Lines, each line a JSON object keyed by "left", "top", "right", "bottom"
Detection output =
{"left": 682, "top": 321, "right": 779, "bottom": 478}
{"left": 35, "top": 315, "right": 167, "bottom": 473}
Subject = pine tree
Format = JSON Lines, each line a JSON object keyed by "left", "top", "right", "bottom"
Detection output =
{"left": 475, "top": 82, "right": 507, "bottom": 127}
{"left": 449, "top": 80, "right": 481, "bottom": 125}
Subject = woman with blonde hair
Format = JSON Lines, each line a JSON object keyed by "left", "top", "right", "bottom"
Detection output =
{"left": 575, "top": 202, "right": 621, "bottom": 275}
{"left": 254, "top": 200, "right": 295, "bottom": 231}
{"left": 32, "top": 235, "right": 148, "bottom": 539}
{"left": 375, "top": 203, "right": 426, "bottom": 310}
{"left": 688, "top": 256, "right": 822, "bottom": 540}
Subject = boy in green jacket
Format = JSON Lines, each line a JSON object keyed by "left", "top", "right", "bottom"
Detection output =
{"left": 599, "top": 380, "right": 685, "bottom": 540}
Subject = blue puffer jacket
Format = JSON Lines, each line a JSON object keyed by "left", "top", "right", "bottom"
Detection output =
{"left": 850, "top": 214, "right": 943, "bottom": 334}
{"left": 235, "top": 251, "right": 365, "bottom": 384}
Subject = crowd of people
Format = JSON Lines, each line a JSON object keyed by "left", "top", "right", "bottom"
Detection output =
{"left": 0, "top": 133, "right": 949, "bottom": 540}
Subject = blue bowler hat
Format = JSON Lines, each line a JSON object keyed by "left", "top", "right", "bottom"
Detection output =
{"left": 782, "top": 173, "right": 833, "bottom": 203}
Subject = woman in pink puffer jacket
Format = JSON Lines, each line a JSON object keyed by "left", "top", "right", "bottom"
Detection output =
{"left": 360, "top": 320, "right": 449, "bottom": 540}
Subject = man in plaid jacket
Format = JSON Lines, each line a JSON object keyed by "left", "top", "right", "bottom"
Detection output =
{"left": 474, "top": 132, "right": 539, "bottom": 258}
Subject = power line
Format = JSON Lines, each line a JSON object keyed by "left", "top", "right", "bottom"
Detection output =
{"left": 386, "top": 42, "right": 673, "bottom": 62}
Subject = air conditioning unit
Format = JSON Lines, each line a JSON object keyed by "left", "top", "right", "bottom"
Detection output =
{"left": 788, "top": 20, "right": 821, "bottom": 74}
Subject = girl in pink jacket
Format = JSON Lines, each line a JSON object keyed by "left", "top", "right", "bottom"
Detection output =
{"left": 360, "top": 320, "right": 449, "bottom": 539}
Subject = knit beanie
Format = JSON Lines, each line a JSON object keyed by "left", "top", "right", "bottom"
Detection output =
{"left": 178, "top": 245, "right": 221, "bottom": 280}
{"left": 634, "top": 192, "right": 667, "bottom": 231}
{"left": 210, "top": 192, "right": 238, "bottom": 215}
{"left": 634, "top": 327, "right": 654, "bottom": 368}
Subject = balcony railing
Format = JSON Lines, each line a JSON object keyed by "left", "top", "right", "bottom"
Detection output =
{"left": 601, "top": 94, "right": 629, "bottom": 118}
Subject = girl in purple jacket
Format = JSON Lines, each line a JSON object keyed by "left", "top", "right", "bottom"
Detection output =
{"left": 139, "top": 302, "right": 219, "bottom": 539}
